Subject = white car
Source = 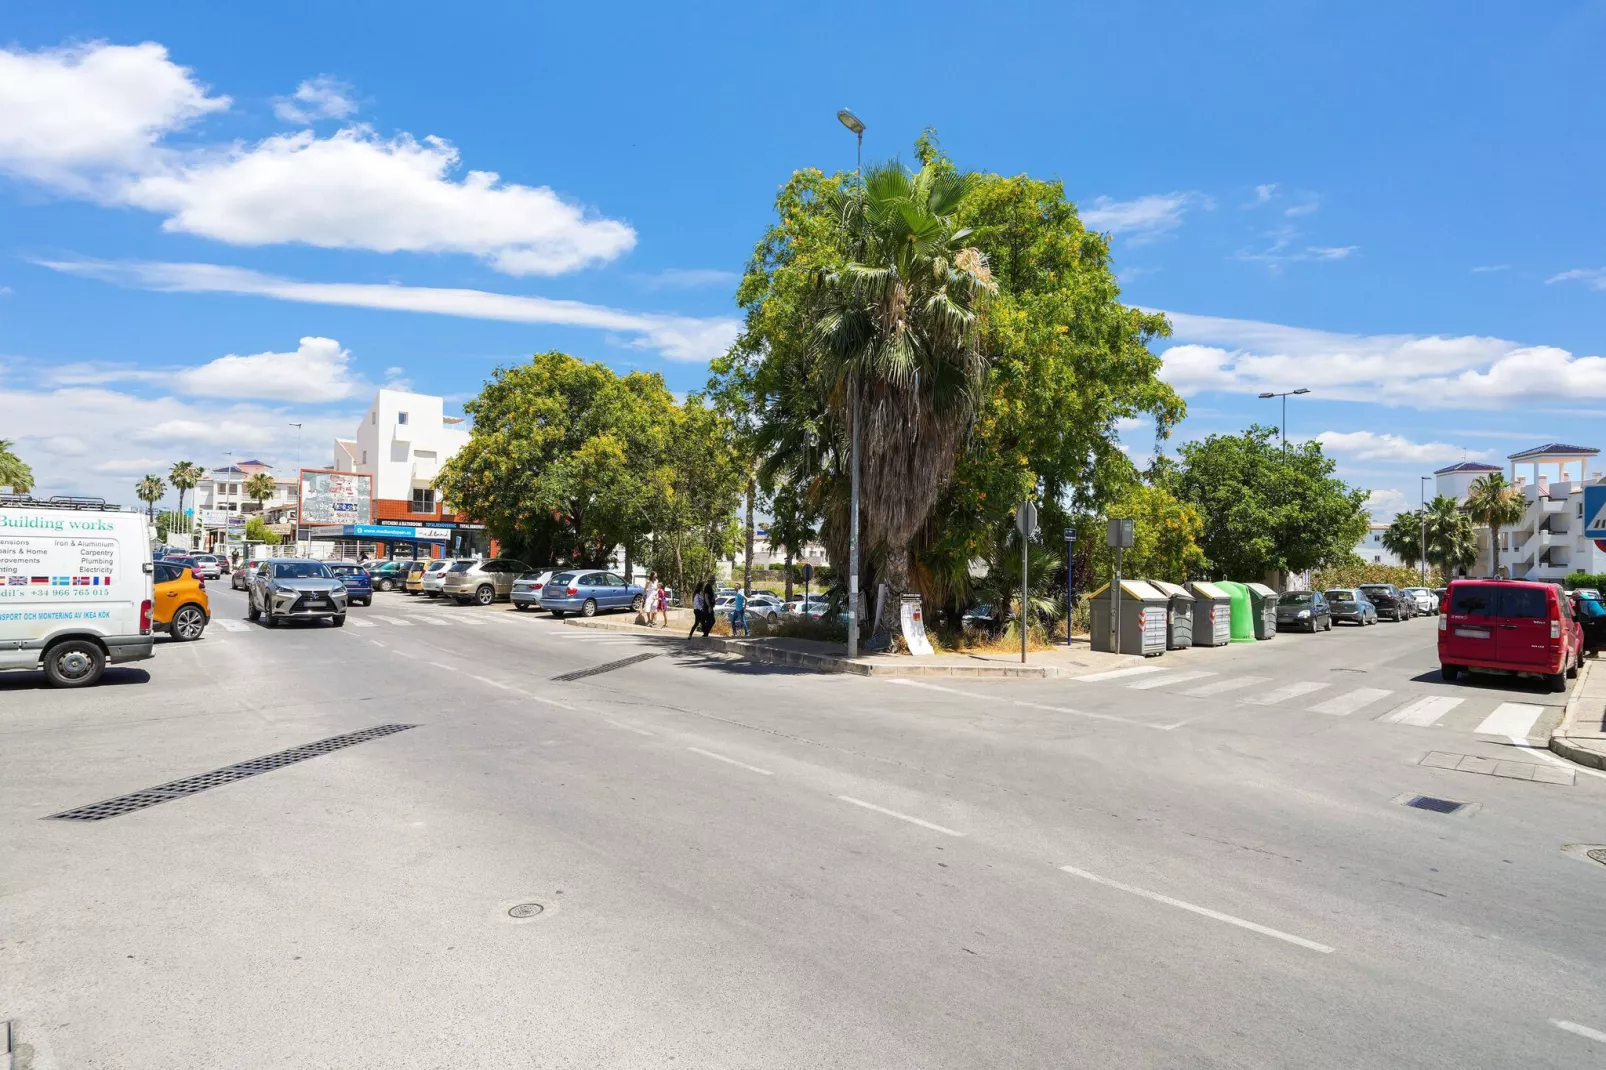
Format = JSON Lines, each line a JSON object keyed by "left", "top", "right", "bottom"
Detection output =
{"left": 1400, "top": 587, "right": 1439, "bottom": 615}
{"left": 191, "top": 553, "right": 224, "bottom": 580}
{"left": 785, "top": 595, "right": 829, "bottom": 618}
{"left": 744, "top": 593, "right": 786, "bottom": 620}
{"left": 421, "top": 558, "right": 470, "bottom": 598}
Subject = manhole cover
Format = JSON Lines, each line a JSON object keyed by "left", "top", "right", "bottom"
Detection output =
{"left": 1589, "top": 849, "right": 1606, "bottom": 867}
{"left": 508, "top": 902, "right": 544, "bottom": 919}
{"left": 1404, "top": 794, "right": 1466, "bottom": 814}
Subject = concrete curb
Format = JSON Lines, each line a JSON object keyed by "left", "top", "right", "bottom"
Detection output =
{"left": 560, "top": 617, "right": 1077, "bottom": 678}
{"left": 1549, "top": 658, "right": 1606, "bottom": 771}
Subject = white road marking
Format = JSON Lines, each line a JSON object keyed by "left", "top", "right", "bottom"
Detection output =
{"left": 1246, "top": 681, "right": 1330, "bottom": 706}
{"left": 1310, "top": 688, "right": 1393, "bottom": 716}
{"left": 369, "top": 640, "right": 386, "bottom": 648}
{"left": 606, "top": 719, "right": 656, "bottom": 736}
{"left": 374, "top": 616, "right": 414, "bottom": 627}
{"left": 1528, "top": 745, "right": 1606, "bottom": 781}
{"left": 426, "top": 661, "right": 459, "bottom": 672}
{"left": 1181, "top": 675, "right": 1270, "bottom": 697}
{"left": 348, "top": 618, "right": 377, "bottom": 628}
{"left": 1377, "top": 695, "right": 1463, "bottom": 726}
{"left": 512, "top": 689, "right": 576, "bottom": 711}
{"left": 1128, "top": 670, "right": 1215, "bottom": 691}
{"left": 417, "top": 617, "right": 453, "bottom": 627}
{"left": 884, "top": 679, "right": 1174, "bottom": 729}
{"left": 1552, "top": 1019, "right": 1606, "bottom": 1043}
{"left": 687, "top": 747, "right": 774, "bottom": 776}
{"left": 1072, "top": 665, "right": 1165, "bottom": 683}
{"left": 469, "top": 674, "right": 512, "bottom": 690}
{"left": 1058, "top": 865, "right": 1334, "bottom": 954}
{"left": 215, "top": 619, "right": 249, "bottom": 633}
{"left": 838, "top": 796, "right": 966, "bottom": 837}
{"left": 1474, "top": 702, "right": 1546, "bottom": 741}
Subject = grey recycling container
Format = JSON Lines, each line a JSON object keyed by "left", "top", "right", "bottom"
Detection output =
{"left": 1146, "top": 580, "right": 1195, "bottom": 650}
{"left": 1186, "top": 581, "right": 1233, "bottom": 647}
{"left": 1243, "top": 582, "right": 1280, "bottom": 640}
{"left": 1089, "top": 579, "right": 1169, "bottom": 656}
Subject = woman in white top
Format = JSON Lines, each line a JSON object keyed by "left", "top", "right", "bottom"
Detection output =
{"left": 640, "top": 573, "right": 659, "bottom": 626}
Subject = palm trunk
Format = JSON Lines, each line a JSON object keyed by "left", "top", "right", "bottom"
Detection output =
{"left": 874, "top": 542, "right": 910, "bottom": 647}
{"left": 743, "top": 475, "right": 755, "bottom": 596}
{"left": 1489, "top": 523, "right": 1499, "bottom": 578}
{"left": 784, "top": 552, "right": 794, "bottom": 602}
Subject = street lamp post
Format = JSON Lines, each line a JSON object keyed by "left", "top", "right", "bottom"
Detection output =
{"left": 1420, "top": 475, "right": 1431, "bottom": 585}
{"left": 1063, "top": 527, "right": 1077, "bottom": 647}
{"left": 289, "top": 422, "right": 303, "bottom": 471}
{"left": 838, "top": 108, "right": 866, "bottom": 658}
{"left": 1257, "top": 388, "right": 1311, "bottom": 456}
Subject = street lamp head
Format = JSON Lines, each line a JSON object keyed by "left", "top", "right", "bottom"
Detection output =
{"left": 836, "top": 109, "right": 865, "bottom": 135}
{"left": 1258, "top": 392, "right": 1276, "bottom": 399}
{"left": 1292, "top": 388, "right": 1311, "bottom": 395}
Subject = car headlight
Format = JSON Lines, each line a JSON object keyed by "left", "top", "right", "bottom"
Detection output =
{"left": 1297, "top": 610, "right": 1310, "bottom": 618}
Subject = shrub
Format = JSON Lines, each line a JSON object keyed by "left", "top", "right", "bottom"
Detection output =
{"left": 1564, "top": 572, "right": 1606, "bottom": 590}
{"left": 1310, "top": 561, "right": 1436, "bottom": 590}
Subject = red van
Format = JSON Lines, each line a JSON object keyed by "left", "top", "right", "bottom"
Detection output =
{"left": 1438, "top": 579, "right": 1583, "bottom": 692}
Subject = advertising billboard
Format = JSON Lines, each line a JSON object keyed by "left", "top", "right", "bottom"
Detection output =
{"left": 298, "top": 469, "right": 373, "bottom": 526}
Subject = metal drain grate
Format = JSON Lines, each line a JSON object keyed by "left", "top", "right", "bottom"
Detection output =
{"left": 551, "top": 652, "right": 659, "bottom": 682}
{"left": 1404, "top": 794, "right": 1467, "bottom": 814}
{"left": 46, "top": 724, "right": 419, "bottom": 821}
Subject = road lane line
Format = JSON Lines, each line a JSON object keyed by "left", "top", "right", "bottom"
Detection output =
{"left": 1553, "top": 1020, "right": 1606, "bottom": 1043}
{"left": 838, "top": 796, "right": 966, "bottom": 837}
{"left": 1310, "top": 688, "right": 1392, "bottom": 716}
{"left": 426, "top": 661, "right": 459, "bottom": 672}
{"left": 1058, "top": 865, "right": 1334, "bottom": 954}
{"left": 1247, "top": 681, "right": 1329, "bottom": 706}
{"left": 469, "top": 674, "right": 512, "bottom": 690}
{"left": 1128, "top": 671, "right": 1215, "bottom": 691}
{"left": 1182, "top": 675, "right": 1269, "bottom": 697}
{"left": 348, "top": 618, "right": 377, "bottom": 628}
{"left": 1071, "top": 666, "right": 1166, "bottom": 683}
{"left": 884, "top": 679, "right": 1173, "bottom": 729}
{"left": 1377, "top": 695, "right": 1463, "bottom": 726}
{"left": 688, "top": 747, "right": 774, "bottom": 776}
{"left": 606, "top": 720, "right": 656, "bottom": 736}
{"left": 369, "top": 640, "right": 386, "bottom": 648}
{"left": 215, "top": 619, "right": 249, "bottom": 633}
{"left": 1475, "top": 702, "right": 1545, "bottom": 741}
{"left": 511, "top": 689, "right": 576, "bottom": 711}
{"left": 374, "top": 616, "right": 414, "bottom": 627}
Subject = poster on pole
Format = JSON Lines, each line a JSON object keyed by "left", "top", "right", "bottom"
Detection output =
{"left": 900, "top": 593, "right": 934, "bottom": 656}
{"left": 298, "top": 469, "right": 373, "bottom": 526}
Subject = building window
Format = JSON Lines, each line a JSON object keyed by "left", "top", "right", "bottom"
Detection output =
{"left": 397, "top": 411, "right": 409, "bottom": 425}
{"left": 411, "top": 488, "right": 436, "bottom": 513}
{"left": 361, "top": 451, "right": 367, "bottom": 465}
{"left": 371, "top": 412, "right": 376, "bottom": 425}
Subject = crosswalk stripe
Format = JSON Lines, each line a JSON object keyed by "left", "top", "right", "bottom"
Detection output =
{"left": 1474, "top": 702, "right": 1546, "bottom": 739}
{"left": 1181, "top": 675, "right": 1270, "bottom": 697}
{"left": 215, "top": 619, "right": 249, "bottom": 633}
{"left": 1377, "top": 695, "right": 1462, "bottom": 726}
{"left": 1128, "top": 670, "right": 1215, "bottom": 691}
{"left": 416, "top": 617, "right": 453, "bottom": 626}
{"left": 1247, "top": 681, "right": 1330, "bottom": 706}
{"left": 1310, "top": 688, "right": 1393, "bottom": 716}
{"left": 373, "top": 615, "right": 414, "bottom": 627}
{"left": 348, "top": 618, "right": 377, "bottom": 628}
{"left": 1073, "top": 665, "right": 1167, "bottom": 683}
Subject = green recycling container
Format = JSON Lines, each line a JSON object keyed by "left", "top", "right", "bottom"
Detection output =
{"left": 1214, "top": 580, "right": 1256, "bottom": 643}
{"left": 1243, "top": 582, "right": 1280, "bottom": 640}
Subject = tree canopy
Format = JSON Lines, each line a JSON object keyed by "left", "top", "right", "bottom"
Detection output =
{"left": 0, "top": 440, "right": 34, "bottom": 493}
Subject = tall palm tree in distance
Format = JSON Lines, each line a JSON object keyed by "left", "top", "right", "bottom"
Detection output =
{"left": 0, "top": 439, "right": 34, "bottom": 493}
{"left": 135, "top": 474, "right": 166, "bottom": 522}
{"left": 168, "top": 460, "right": 205, "bottom": 542}
{"left": 1423, "top": 494, "right": 1478, "bottom": 578}
{"left": 1464, "top": 473, "right": 1526, "bottom": 577}
{"left": 244, "top": 472, "right": 277, "bottom": 513}
{"left": 813, "top": 157, "right": 997, "bottom": 640}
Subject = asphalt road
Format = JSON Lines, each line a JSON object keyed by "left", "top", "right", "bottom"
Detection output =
{"left": 3, "top": 586, "right": 1605, "bottom": 1068}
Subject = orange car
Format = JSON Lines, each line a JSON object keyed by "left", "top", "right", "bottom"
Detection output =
{"left": 153, "top": 561, "right": 211, "bottom": 641}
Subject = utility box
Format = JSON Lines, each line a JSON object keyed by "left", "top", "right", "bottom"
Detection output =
{"left": 1145, "top": 580, "right": 1195, "bottom": 650}
{"left": 1089, "top": 579, "right": 1169, "bottom": 656}
{"left": 1214, "top": 580, "right": 1257, "bottom": 643}
{"left": 1243, "top": 582, "right": 1280, "bottom": 640}
{"left": 1186, "top": 581, "right": 1232, "bottom": 647}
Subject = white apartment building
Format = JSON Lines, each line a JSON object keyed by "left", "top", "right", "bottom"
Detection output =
{"left": 1434, "top": 445, "right": 1606, "bottom": 581}
{"left": 1354, "top": 522, "right": 1401, "bottom": 566}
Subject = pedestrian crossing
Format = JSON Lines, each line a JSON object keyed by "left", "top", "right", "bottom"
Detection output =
{"left": 203, "top": 606, "right": 648, "bottom": 643}
{"left": 1067, "top": 666, "right": 1562, "bottom": 738}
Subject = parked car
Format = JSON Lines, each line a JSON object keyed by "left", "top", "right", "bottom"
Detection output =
{"left": 247, "top": 558, "right": 348, "bottom": 627}
{"left": 1275, "top": 590, "right": 1332, "bottom": 632}
{"left": 511, "top": 571, "right": 545, "bottom": 611}
{"left": 368, "top": 560, "right": 411, "bottom": 592}
{"left": 542, "top": 570, "right": 646, "bottom": 617}
{"left": 1358, "top": 583, "right": 1415, "bottom": 622}
{"left": 1568, "top": 590, "right": 1606, "bottom": 657}
{"left": 233, "top": 558, "right": 265, "bottom": 590}
{"left": 188, "top": 553, "right": 223, "bottom": 581}
{"left": 1400, "top": 586, "right": 1440, "bottom": 615}
{"left": 1324, "top": 588, "right": 1379, "bottom": 626}
{"left": 419, "top": 558, "right": 463, "bottom": 598}
{"left": 1572, "top": 587, "right": 1602, "bottom": 601}
{"left": 744, "top": 593, "right": 786, "bottom": 621}
{"left": 327, "top": 562, "right": 374, "bottom": 607}
{"left": 442, "top": 558, "right": 534, "bottom": 605}
{"left": 403, "top": 559, "right": 433, "bottom": 595}
{"left": 1440, "top": 579, "right": 1582, "bottom": 692}
{"left": 784, "top": 594, "right": 829, "bottom": 616}
{"left": 152, "top": 561, "right": 210, "bottom": 641}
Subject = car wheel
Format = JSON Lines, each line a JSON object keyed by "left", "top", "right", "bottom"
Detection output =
{"left": 475, "top": 585, "right": 495, "bottom": 607}
{"left": 550, "top": 610, "right": 565, "bottom": 619}
{"left": 1441, "top": 663, "right": 1461, "bottom": 682}
{"left": 362, "top": 598, "right": 372, "bottom": 607}
{"left": 1325, "top": 617, "right": 1333, "bottom": 631}
{"left": 377, "top": 579, "right": 392, "bottom": 592}
{"left": 172, "top": 604, "right": 207, "bottom": 641}
{"left": 582, "top": 599, "right": 598, "bottom": 617}
{"left": 514, "top": 602, "right": 528, "bottom": 612}
{"left": 1549, "top": 670, "right": 1567, "bottom": 693}
{"left": 43, "top": 639, "right": 105, "bottom": 688}
{"left": 331, "top": 614, "right": 346, "bottom": 628}
{"left": 631, "top": 594, "right": 644, "bottom": 612}
{"left": 247, "top": 600, "right": 260, "bottom": 622}
{"left": 265, "top": 608, "right": 279, "bottom": 628}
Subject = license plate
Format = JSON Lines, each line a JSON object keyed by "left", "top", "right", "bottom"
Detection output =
{"left": 1455, "top": 627, "right": 1490, "bottom": 639}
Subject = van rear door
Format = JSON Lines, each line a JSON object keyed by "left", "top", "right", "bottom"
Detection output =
{"left": 1496, "top": 585, "right": 1552, "bottom": 671}
{"left": 1443, "top": 582, "right": 1498, "bottom": 666}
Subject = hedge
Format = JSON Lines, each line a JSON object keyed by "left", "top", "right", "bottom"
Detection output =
{"left": 1564, "top": 572, "right": 1606, "bottom": 590}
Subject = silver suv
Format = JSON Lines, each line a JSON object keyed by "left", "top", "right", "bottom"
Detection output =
{"left": 442, "top": 558, "right": 534, "bottom": 605}
{"left": 247, "top": 558, "right": 348, "bottom": 627}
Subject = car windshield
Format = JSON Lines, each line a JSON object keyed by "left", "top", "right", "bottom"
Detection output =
{"left": 1278, "top": 593, "right": 1313, "bottom": 605}
{"left": 273, "top": 561, "right": 331, "bottom": 579}
{"left": 426, "top": 561, "right": 447, "bottom": 572}
{"left": 448, "top": 561, "right": 475, "bottom": 573}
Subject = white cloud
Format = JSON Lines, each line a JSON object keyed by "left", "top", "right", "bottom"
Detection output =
{"left": 1547, "top": 267, "right": 1606, "bottom": 291}
{"left": 633, "top": 268, "right": 740, "bottom": 290}
{"left": 1252, "top": 183, "right": 1278, "bottom": 204}
{"left": 1472, "top": 264, "right": 1510, "bottom": 274}
{"left": 272, "top": 76, "right": 357, "bottom": 123}
{"left": 1155, "top": 309, "right": 1606, "bottom": 409}
{"left": 1284, "top": 196, "right": 1320, "bottom": 217}
{"left": 1081, "top": 191, "right": 1213, "bottom": 242}
{"left": 1363, "top": 489, "right": 1406, "bottom": 518}
{"left": 42, "top": 259, "right": 741, "bottom": 362}
{"left": 173, "top": 336, "right": 360, "bottom": 401}
{"left": 1311, "top": 431, "right": 1495, "bottom": 466}
{"left": 1234, "top": 225, "right": 1356, "bottom": 267}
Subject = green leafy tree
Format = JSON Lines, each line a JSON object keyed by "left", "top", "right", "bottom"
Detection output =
{"left": 1464, "top": 472, "right": 1526, "bottom": 577}
{"left": 243, "top": 472, "right": 277, "bottom": 511}
{"left": 168, "top": 460, "right": 205, "bottom": 539}
{"left": 245, "top": 515, "right": 282, "bottom": 546}
{"left": 0, "top": 439, "right": 34, "bottom": 493}
{"left": 1088, "top": 483, "right": 1208, "bottom": 586}
{"left": 763, "top": 479, "right": 818, "bottom": 602}
{"left": 1164, "top": 426, "right": 1369, "bottom": 581}
{"left": 644, "top": 396, "right": 745, "bottom": 600}
{"left": 135, "top": 474, "right": 165, "bottom": 521}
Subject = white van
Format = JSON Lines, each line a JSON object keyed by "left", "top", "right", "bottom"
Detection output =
{"left": 0, "top": 497, "right": 156, "bottom": 687}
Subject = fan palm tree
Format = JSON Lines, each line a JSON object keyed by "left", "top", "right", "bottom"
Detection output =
{"left": 168, "top": 460, "right": 205, "bottom": 540}
{"left": 0, "top": 439, "right": 34, "bottom": 493}
{"left": 1464, "top": 473, "right": 1526, "bottom": 577}
{"left": 812, "top": 158, "right": 997, "bottom": 640}
{"left": 1423, "top": 494, "right": 1477, "bottom": 578}
{"left": 1381, "top": 510, "right": 1425, "bottom": 571}
{"left": 135, "top": 474, "right": 166, "bottom": 521}
{"left": 243, "top": 472, "right": 277, "bottom": 512}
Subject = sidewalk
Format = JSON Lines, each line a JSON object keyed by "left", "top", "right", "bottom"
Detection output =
{"left": 564, "top": 616, "right": 1145, "bottom": 678}
{"left": 1551, "top": 658, "right": 1606, "bottom": 771}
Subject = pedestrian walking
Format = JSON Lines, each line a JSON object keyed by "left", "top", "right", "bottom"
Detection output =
{"left": 689, "top": 584, "right": 707, "bottom": 639}
{"left": 731, "top": 587, "right": 750, "bottom": 637}
{"left": 700, "top": 579, "right": 717, "bottom": 637}
{"left": 641, "top": 572, "right": 659, "bottom": 626}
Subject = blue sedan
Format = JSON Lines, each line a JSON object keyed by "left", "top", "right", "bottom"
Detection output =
{"left": 541, "top": 570, "right": 645, "bottom": 618}
{"left": 327, "top": 562, "right": 374, "bottom": 607}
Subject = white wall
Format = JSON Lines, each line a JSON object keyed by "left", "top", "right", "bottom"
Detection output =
{"left": 353, "top": 389, "right": 470, "bottom": 504}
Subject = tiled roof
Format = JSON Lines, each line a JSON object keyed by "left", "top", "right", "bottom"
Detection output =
{"left": 1508, "top": 442, "right": 1598, "bottom": 459}
{"left": 1434, "top": 460, "right": 1502, "bottom": 473}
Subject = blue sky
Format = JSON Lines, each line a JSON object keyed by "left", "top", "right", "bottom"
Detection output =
{"left": 4, "top": 2, "right": 1606, "bottom": 517}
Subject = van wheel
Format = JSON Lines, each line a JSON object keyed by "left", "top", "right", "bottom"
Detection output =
{"left": 43, "top": 639, "right": 105, "bottom": 688}
{"left": 1567, "top": 655, "right": 1580, "bottom": 679}
{"left": 582, "top": 599, "right": 598, "bottom": 617}
{"left": 173, "top": 604, "right": 207, "bottom": 641}
{"left": 1441, "top": 663, "right": 1461, "bottom": 682}
{"left": 1549, "top": 670, "right": 1568, "bottom": 693}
